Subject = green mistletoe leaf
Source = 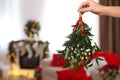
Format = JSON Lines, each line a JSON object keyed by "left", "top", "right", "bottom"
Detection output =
{"left": 63, "top": 63, "right": 71, "bottom": 68}
{"left": 96, "top": 58, "right": 99, "bottom": 65}
{"left": 87, "top": 63, "right": 93, "bottom": 67}
{"left": 97, "top": 57, "right": 104, "bottom": 61}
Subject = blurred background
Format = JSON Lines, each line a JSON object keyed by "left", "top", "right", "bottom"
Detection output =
{"left": 0, "top": 0, "right": 99, "bottom": 56}
{"left": 0, "top": 0, "right": 120, "bottom": 80}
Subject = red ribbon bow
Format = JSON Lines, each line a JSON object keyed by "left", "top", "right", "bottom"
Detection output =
{"left": 72, "top": 16, "right": 85, "bottom": 35}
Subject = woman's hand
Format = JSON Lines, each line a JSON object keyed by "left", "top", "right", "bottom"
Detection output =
{"left": 78, "top": 0, "right": 104, "bottom": 15}
{"left": 78, "top": 0, "right": 120, "bottom": 18}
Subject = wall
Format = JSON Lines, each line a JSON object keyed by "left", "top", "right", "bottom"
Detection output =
{"left": 0, "top": 0, "right": 21, "bottom": 55}
{"left": 0, "top": 0, "right": 99, "bottom": 60}
{"left": 40, "top": 0, "right": 100, "bottom": 55}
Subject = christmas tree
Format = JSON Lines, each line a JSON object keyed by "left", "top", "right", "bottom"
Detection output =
{"left": 58, "top": 13, "right": 102, "bottom": 71}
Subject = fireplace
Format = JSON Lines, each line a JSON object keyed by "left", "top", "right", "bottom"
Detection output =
{"left": 8, "top": 40, "right": 49, "bottom": 69}
{"left": 19, "top": 52, "right": 40, "bottom": 69}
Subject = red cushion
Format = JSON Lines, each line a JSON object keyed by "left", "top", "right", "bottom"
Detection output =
{"left": 57, "top": 67, "right": 91, "bottom": 80}
{"left": 93, "top": 51, "right": 104, "bottom": 59}
{"left": 93, "top": 51, "right": 120, "bottom": 69}
{"left": 57, "top": 68, "right": 73, "bottom": 80}
{"left": 72, "top": 74, "right": 91, "bottom": 80}
{"left": 102, "top": 52, "right": 120, "bottom": 69}
{"left": 51, "top": 53, "right": 68, "bottom": 67}
{"left": 72, "top": 67, "right": 91, "bottom": 80}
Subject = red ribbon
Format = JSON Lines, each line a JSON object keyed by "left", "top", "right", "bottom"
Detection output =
{"left": 72, "top": 16, "right": 85, "bottom": 35}
{"left": 81, "top": 23, "right": 85, "bottom": 35}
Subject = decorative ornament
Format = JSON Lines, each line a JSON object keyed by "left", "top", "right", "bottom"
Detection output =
{"left": 25, "top": 43, "right": 33, "bottom": 59}
{"left": 32, "top": 41, "right": 44, "bottom": 58}
{"left": 99, "top": 65, "right": 119, "bottom": 80}
{"left": 24, "top": 20, "right": 41, "bottom": 38}
{"left": 8, "top": 40, "right": 49, "bottom": 63}
{"left": 42, "top": 41, "right": 49, "bottom": 59}
{"left": 7, "top": 41, "right": 17, "bottom": 63}
{"left": 58, "top": 13, "right": 102, "bottom": 71}
{"left": 18, "top": 42, "right": 26, "bottom": 56}
{"left": 34, "top": 66, "right": 42, "bottom": 80}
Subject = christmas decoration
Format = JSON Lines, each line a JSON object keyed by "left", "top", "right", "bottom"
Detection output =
{"left": 34, "top": 66, "right": 42, "bottom": 80}
{"left": 24, "top": 20, "right": 41, "bottom": 38}
{"left": 99, "top": 65, "right": 119, "bottom": 80}
{"left": 42, "top": 41, "right": 49, "bottom": 59}
{"left": 25, "top": 43, "right": 33, "bottom": 59}
{"left": 58, "top": 13, "right": 102, "bottom": 71}
{"left": 7, "top": 41, "right": 17, "bottom": 63}
{"left": 8, "top": 40, "right": 49, "bottom": 64}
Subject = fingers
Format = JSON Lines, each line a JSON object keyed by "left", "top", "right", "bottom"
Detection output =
{"left": 77, "top": 0, "right": 94, "bottom": 14}
{"left": 79, "top": 7, "right": 91, "bottom": 13}
{"left": 78, "top": 1, "right": 90, "bottom": 12}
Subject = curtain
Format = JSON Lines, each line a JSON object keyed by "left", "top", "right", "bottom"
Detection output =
{"left": 99, "top": 0, "right": 120, "bottom": 55}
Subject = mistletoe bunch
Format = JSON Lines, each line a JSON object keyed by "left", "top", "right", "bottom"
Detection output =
{"left": 58, "top": 14, "right": 102, "bottom": 71}
{"left": 24, "top": 20, "right": 41, "bottom": 38}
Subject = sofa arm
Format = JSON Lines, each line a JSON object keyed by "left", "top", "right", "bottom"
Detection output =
{"left": 41, "top": 58, "right": 52, "bottom": 68}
